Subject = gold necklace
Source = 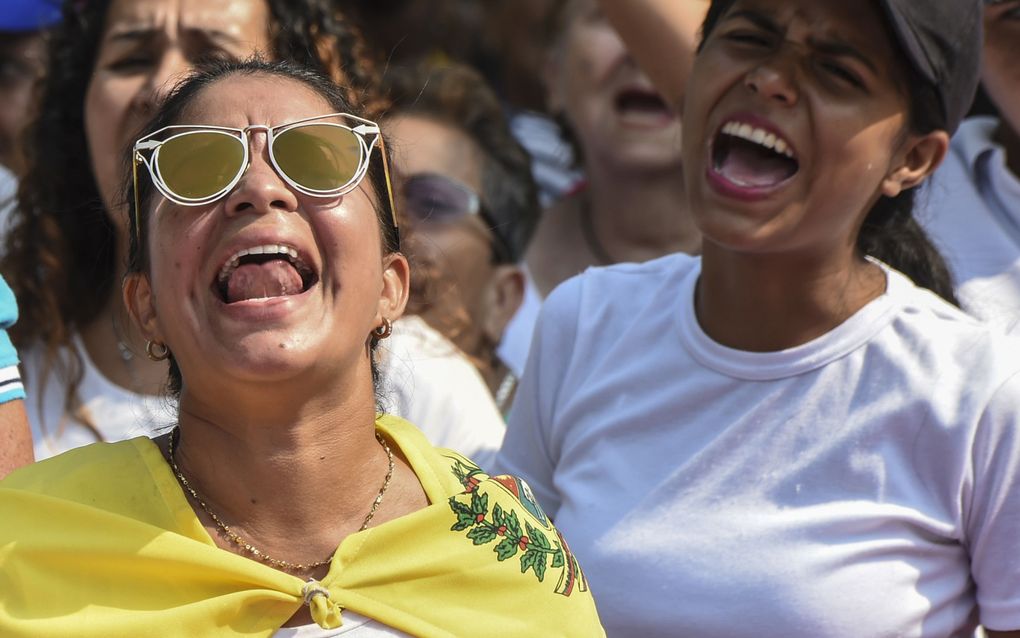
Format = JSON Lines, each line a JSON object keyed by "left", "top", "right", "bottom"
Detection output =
{"left": 167, "top": 427, "right": 395, "bottom": 572}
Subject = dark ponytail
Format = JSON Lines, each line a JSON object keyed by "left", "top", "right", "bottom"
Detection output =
{"left": 698, "top": 0, "right": 959, "bottom": 306}
{"left": 857, "top": 191, "right": 957, "bottom": 304}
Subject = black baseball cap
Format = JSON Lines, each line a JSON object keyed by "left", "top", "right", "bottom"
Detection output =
{"left": 704, "top": 0, "right": 984, "bottom": 136}
{"left": 877, "top": 0, "right": 983, "bottom": 134}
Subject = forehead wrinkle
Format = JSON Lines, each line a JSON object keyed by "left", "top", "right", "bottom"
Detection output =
{"left": 103, "top": 0, "right": 260, "bottom": 44}
{"left": 174, "top": 76, "right": 335, "bottom": 129}
{"left": 725, "top": 1, "right": 891, "bottom": 71}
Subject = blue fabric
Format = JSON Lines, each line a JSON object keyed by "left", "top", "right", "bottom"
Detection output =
{"left": 0, "top": 275, "right": 23, "bottom": 402}
{"left": 0, "top": 0, "right": 61, "bottom": 32}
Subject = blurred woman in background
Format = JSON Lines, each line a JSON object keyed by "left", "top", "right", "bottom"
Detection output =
{"left": 500, "top": 0, "right": 705, "bottom": 375}
{"left": 0, "top": 0, "right": 381, "bottom": 459}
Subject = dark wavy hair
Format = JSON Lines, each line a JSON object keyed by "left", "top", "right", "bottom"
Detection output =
{"left": 699, "top": 0, "right": 958, "bottom": 304}
{"left": 1, "top": 0, "right": 385, "bottom": 433}
{"left": 127, "top": 57, "right": 399, "bottom": 398}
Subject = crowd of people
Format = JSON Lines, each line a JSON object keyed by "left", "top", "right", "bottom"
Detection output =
{"left": 0, "top": 0, "right": 1018, "bottom": 636}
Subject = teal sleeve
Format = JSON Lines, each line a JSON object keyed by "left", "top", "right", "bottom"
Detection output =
{"left": 0, "top": 274, "right": 25, "bottom": 402}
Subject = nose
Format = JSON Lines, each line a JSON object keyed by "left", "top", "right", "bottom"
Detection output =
{"left": 223, "top": 133, "right": 300, "bottom": 217}
{"left": 743, "top": 55, "right": 799, "bottom": 107}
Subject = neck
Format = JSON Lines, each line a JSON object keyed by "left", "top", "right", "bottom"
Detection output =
{"left": 995, "top": 121, "right": 1020, "bottom": 180}
{"left": 696, "top": 243, "right": 886, "bottom": 352}
{"left": 583, "top": 159, "right": 701, "bottom": 264}
{"left": 171, "top": 378, "right": 393, "bottom": 565}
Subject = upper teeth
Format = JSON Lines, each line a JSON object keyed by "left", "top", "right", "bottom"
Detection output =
{"left": 721, "top": 121, "right": 795, "bottom": 159}
{"left": 218, "top": 244, "right": 302, "bottom": 283}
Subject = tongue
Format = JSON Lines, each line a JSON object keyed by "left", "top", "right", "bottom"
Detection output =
{"left": 720, "top": 140, "right": 796, "bottom": 188}
{"left": 226, "top": 260, "right": 304, "bottom": 303}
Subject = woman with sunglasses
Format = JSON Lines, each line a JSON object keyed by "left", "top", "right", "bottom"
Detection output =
{"left": 497, "top": 0, "right": 1020, "bottom": 635}
{"left": 384, "top": 62, "right": 541, "bottom": 419}
{"left": 0, "top": 58, "right": 604, "bottom": 637}
{"left": 0, "top": 0, "right": 383, "bottom": 460}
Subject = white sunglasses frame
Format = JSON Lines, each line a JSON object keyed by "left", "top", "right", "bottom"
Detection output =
{"left": 131, "top": 112, "right": 398, "bottom": 247}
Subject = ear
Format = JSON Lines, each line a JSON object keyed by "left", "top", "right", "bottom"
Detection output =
{"left": 481, "top": 265, "right": 526, "bottom": 344}
{"left": 881, "top": 130, "right": 949, "bottom": 198}
{"left": 376, "top": 252, "right": 410, "bottom": 326}
{"left": 123, "top": 272, "right": 162, "bottom": 341}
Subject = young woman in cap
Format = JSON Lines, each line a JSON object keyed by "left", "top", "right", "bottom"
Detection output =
{"left": 496, "top": 0, "right": 1020, "bottom": 635}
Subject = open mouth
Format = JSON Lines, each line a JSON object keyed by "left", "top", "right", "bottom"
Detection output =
{"left": 614, "top": 88, "right": 675, "bottom": 124}
{"left": 214, "top": 244, "right": 318, "bottom": 304}
{"left": 711, "top": 120, "right": 799, "bottom": 189}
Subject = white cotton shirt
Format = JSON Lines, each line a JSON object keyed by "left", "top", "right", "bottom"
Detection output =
{"left": 495, "top": 253, "right": 1020, "bottom": 637}
{"left": 23, "top": 336, "right": 175, "bottom": 461}
{"left": 379, "top": 315, "right": 504, "bottom": 468}
{"left": 271, "top": 612, "right": 408, "bottom": 637}
{"left": 923, "top": 117, "right": 1020, "bottom": 333}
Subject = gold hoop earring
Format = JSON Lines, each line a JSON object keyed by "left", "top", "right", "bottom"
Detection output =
{"left": 372, "top": 318, "right": 393, "bottom": 341}
{"left": 145, "top": 340, "right": 170, "bottom": 361}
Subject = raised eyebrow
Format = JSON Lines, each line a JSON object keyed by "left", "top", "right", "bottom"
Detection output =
{"left": 809, "top": 39, "right": 879, "bottom": 75}
{"left": 104, "top": 28, "right": 156, "bottom": 44}
{"left": 722, "top": 9, "right": 783, "bottom": 35}
{"left": 104, "top": 26, "right": 244, "bottom": 47}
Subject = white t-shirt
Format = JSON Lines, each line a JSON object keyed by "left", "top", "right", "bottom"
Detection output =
{"left": 495, "top": 253, "right": 1020, "bottom": 637}
{"left": 923, "top": 117, "right": 1020, "bottom": 333}
{"left": 271, "top": 612, "right": 408, "bottom": 637}
{"left": 380, "top": 315, "right": 504, "bottom": 468}
{"left": 23, "top": 337, "right": 175, "bottom": 461}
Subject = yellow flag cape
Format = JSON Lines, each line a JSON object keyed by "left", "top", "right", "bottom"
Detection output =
{"left": 0, "top": 415, "right": 604, "bottom": 637}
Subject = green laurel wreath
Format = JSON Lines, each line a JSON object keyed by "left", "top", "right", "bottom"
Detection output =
{"left": 449, "top": 491, "right": 566, "bottom": 582}
{"left": 447, "top": 458, "right": 566, "bottom": 583}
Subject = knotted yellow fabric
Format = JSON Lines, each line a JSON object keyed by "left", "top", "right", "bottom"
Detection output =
{"left": 0, "top": 415, "right": 604, "bottom": 637}
{"left": 302, "top": 579, "right": 343, "bottom": 628}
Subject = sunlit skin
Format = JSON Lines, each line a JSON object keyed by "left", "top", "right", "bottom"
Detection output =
{"left": 682, "top": 0, "right": 947, "bottom": 351}
{"left": 597, "top": 0, "right": 709, "bottom": 109}
{"left": 386, "top": 114, "right": 524, "bottom": 375}
{"left": 982, "top": 0, "right": 1020, "bottom": 178}
{"left": 79, "top": 0, "right": 271, "bottom": 396}
{"left": 548, "top": 0, "right": 683, "bottom": 172}
{"left": 527, "top": 0, "right": 701, "bottom": 296}
{"left": 124, "top": 75, "right": 424, "bottom": 625}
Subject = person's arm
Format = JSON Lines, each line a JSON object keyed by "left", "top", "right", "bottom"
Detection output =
{"left": 597, "top": 0, "right": 709, "bottom": 109}
{"left": 0, "top": 275, "right": 30, "bottom": 479}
